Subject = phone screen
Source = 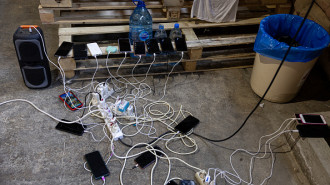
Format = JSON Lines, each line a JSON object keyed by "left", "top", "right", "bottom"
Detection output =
{"left": 118, "top": 39, "right": 132, "bottom": 53}
{"left": 55, "top": 41, "right": 73, "bottom": 57}
{"left": 175, "top": 37, "right": 188, "bottom": 52}
{"left": 85, "top": 151, "right": 110, "bottom": 179}
{"left": 146, "top": 39, "right": 161, "bottom": 54}
{"left": 73, "top": 44, "right": 87, "bottom": 60}
{"left": 167, "top": 181, "right": 178, "bottom": 185}
{"left": 159, "top": 38, "right": 174, "bottom": 53}
{"left": 59, "top": 91, "right": 83, "bottom": 110}
{"left": 296, "top": 124, "right": 330, "bottom": 138}
{"left": 175, "top": 116, "right": 199, "bottom": 134}
{"left": 134, "top": 146, "right": 163, "bottom": 169}
{"left": 134, "top": 41, "right": 146, "bottom": 56}
{"left": 56, "top": 119, "right": 86, "bottom": 136}
{"left": 299, "top": 114, "right": 326, "bottom": 124}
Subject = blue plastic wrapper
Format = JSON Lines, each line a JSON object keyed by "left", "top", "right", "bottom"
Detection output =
{"left": 254, "top": 14, "right": 330, "bottom": 62}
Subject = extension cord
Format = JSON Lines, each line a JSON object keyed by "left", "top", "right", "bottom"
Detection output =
{"left": 195, "top": 171, "right": 210, "bottom": 185}
{"left": 105, "top": 117, "right": 123, "bottom": 141}
{"left": 97, "top": 83, "right": 114, "bottom": 101}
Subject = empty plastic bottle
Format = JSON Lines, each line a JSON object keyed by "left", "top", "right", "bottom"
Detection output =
{"left": 129, "top": 0, "right": 153, "bottom": 43}
{"left": 169, "top": 23, "right": 182, "bottom": 40}
{"left": 154, "top": 24, "right": 167, "bottom": 39}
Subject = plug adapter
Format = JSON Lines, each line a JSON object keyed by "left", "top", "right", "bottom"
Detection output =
{"left": 195, "top": 171, "right": 209, "bottom": 185}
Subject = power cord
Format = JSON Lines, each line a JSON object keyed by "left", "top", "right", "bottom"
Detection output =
{"left": 192, "top": 0, "right": 316, "bottom": 142}
{"left": 118, "top": 131, "right": 172, "bottom": 148}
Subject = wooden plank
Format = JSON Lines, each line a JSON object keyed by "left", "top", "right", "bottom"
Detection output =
{"left": 261, "top": 0, "right": 288, "bottom": 5}
{"left": 162, "top": 0, "right": 184, "bottom": 7}
{"left": 58, "top": 16, "right": 265, "bottom": 36}
{"left": 73, "top": 65, "right": 253, "bottom": 81}
{"left": 39, "top": 5, "right": 55, "bottom": 23}
{"left": 275, "top": 3, "right": 291, "bottom": 14}
{"left": 181, "top": 28, "right": 201, "bottom": 71}
{"left": 187, "top": 34, "right": 257, "bottom": 48}
{"left": 59, "top": 58, "right": 76, "bottom": 78}
{"left": 40, "top": 0, "right": 72, "bottom": 8}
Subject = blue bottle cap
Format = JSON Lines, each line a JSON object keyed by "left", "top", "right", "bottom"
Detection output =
{"left": 137, "top": 1, "right": 146, "bottom": 7}
{"left": 159, "top": 24, "right": 164, "bottom": 29}
{"left": 174, "top": 23, "right": 179, "bottom": 28}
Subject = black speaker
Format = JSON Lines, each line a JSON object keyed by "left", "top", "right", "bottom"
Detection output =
{"left": 13, "top": 25, "right": 51, "bottom": 89}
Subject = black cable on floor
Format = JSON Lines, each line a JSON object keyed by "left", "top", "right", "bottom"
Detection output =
{"left": 119, "top": 131, "right": 172, "bottom": 148}
{"left": 192, "top": 0, "right": 316, "bottom": 143}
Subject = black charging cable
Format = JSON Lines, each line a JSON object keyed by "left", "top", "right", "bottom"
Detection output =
{"left": 119, "top": 131, "right": 172, "bottom": 148}
{"left": 192, "top": 0, "right": 316, "bottom": 142}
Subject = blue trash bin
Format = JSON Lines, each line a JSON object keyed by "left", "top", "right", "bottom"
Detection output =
{"left": 250, "top": 14, "right": 330, "bottom": 103}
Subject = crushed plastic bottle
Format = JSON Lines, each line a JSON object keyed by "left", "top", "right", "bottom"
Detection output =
{"left": 169, "top": 23, "right": 182, "bottom": 40}
{"left": 154, "top": 24, "right": 167, "bottom": 39}
{"left": 129, "top": 0, "right": 153, "bottom": 43}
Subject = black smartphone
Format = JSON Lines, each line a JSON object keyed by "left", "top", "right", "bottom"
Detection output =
{"left": 175, "top": 116, "right": 200, "bottom": 134}
{"left": 85, "top": 151, "right": 110, "bottom": 180}
{"left": 55, "top": 41, "right": 73, "bottom": 57}
{"left": 55, "top": 119, "right": 86, "bottom": 136}
{"left": 146, "top": 39, "right": 161, "bottom": 54}
{"left": 159, "top": 38, "right": 174, "bottom": 53}
{"left": 296, "top": 124, "right": 330, "bottom": 138}
{"left": 299, "top": 114, "right": 326, "bottom": 125}
{"left": 134, "top": 146, "right": 163, "bottom": 169}
{"left": 134, "top": 41, "right": 146, "bottom": 56}
{"left": 180, "top": 180, "right": 196, "bottom": 185}
{"left": 73, "top": 44, "right": 88, "bottom": 60}
{"left": 175, "top": 37, "right": 188, "bottom": 52}
{"left": 118, "top": 38, "right": 132, "bottom": 53}
{"left": 167, "top": 180, "right": 179, "bottom": 185}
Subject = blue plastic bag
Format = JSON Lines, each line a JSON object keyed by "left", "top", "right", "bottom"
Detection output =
{"left": 254, "top": 14, "right": 330, "bottom": 62}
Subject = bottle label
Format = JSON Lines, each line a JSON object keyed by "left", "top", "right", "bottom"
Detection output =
{"left": 139, "top": 31, "right": 149, "bottom": 41}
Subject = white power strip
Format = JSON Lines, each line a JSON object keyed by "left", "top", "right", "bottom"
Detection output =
{"left": 105, "top": 117, "right": 123, "bottom": 141}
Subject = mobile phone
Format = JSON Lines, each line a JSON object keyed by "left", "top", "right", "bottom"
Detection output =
{"left": 134, "top": 146, "right": 163, "bottom": 169}
{"left": 175, "top": 37, "right": 188, "bottom": 52}
{"left": 118, "top": 38, "right": 132, "bottom": 53}
{"left": 59, "top": 91, "right": 83, "bottom": 111}
{"left": 85, "top": 151, "right": 110, "bottom": 180}
{"left": 159, "top": 38, "right": 174, "bottom": 53}
{"left": 175, "top": 116, "right": 200, "bottom": 134}
{"left": 146, "top": 39, "right": 161, "bottom": 54}
{"left": 73, "top": 44, "right": 88, "bottom": 60}
{"left": 299, "top": 114, "right": 326, "bottom": 125}
{"left": 180, "top": 180, "right": 196, "bottom": 185}
{"left": 296, "top": 124, "right": 330, "bottom": 138}
{"left": 167, "top": 180, "right": 178, "bottom": 185}
{"left": 55, "top": 119, "right": 86, "bottom": 136}
{"left": 55, "top": 41, "right": 73, "bottom": 57}
{"left": 134, "top": 41, "right": 146, "bottom": 56}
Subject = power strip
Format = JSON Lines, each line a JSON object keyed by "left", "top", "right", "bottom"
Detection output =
{"left": 97, "top": 83, "right": 114, "bottom": 101}
{"left": 105, "top": 117, "right": 123, "bottom": 141}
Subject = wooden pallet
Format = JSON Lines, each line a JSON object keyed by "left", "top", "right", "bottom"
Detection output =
{"left": 39, "top": 0, "right": 290, "bottom": 24}
{"left": 58, "top": 17, "right": 262, "bottom": 79}
{"left": 40, "top": 0, "right": 291, "bottom": 80}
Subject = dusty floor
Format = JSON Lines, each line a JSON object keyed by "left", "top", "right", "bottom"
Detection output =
{"left": 1, "top": 1, "right": 330, "bottom": 185}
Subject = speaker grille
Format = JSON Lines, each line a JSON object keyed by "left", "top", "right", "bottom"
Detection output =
{"left": 15, "top": 40, "right": 43, "bottom": 62}
{"left": 21, "top": 66, "right": 48, "bottom": 88}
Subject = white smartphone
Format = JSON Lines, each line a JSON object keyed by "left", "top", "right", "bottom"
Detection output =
{"left": 299, "top": 114, "right": 326, "bottom": 125}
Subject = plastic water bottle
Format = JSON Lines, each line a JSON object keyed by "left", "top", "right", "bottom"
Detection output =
{"left": 129, "top": 1, "right": 153, "bottom": 43}
{"left": 154, "top": 24, "right": 167, "bottom": 39}
{"left": 169, "top": 23, "right": 182, "bottom": 40}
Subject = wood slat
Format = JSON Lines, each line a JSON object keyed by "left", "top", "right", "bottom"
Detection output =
{"left": 58, "top": 16, "right": 265, "bottom": 36}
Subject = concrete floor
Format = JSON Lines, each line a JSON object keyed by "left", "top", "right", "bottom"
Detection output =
{"left": 1, "top": 1, "right": 330, "bottom": 185}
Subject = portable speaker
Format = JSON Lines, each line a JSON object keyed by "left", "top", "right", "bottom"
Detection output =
{"left": 13, "top": 25, "right": 51, "bottom": 89}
